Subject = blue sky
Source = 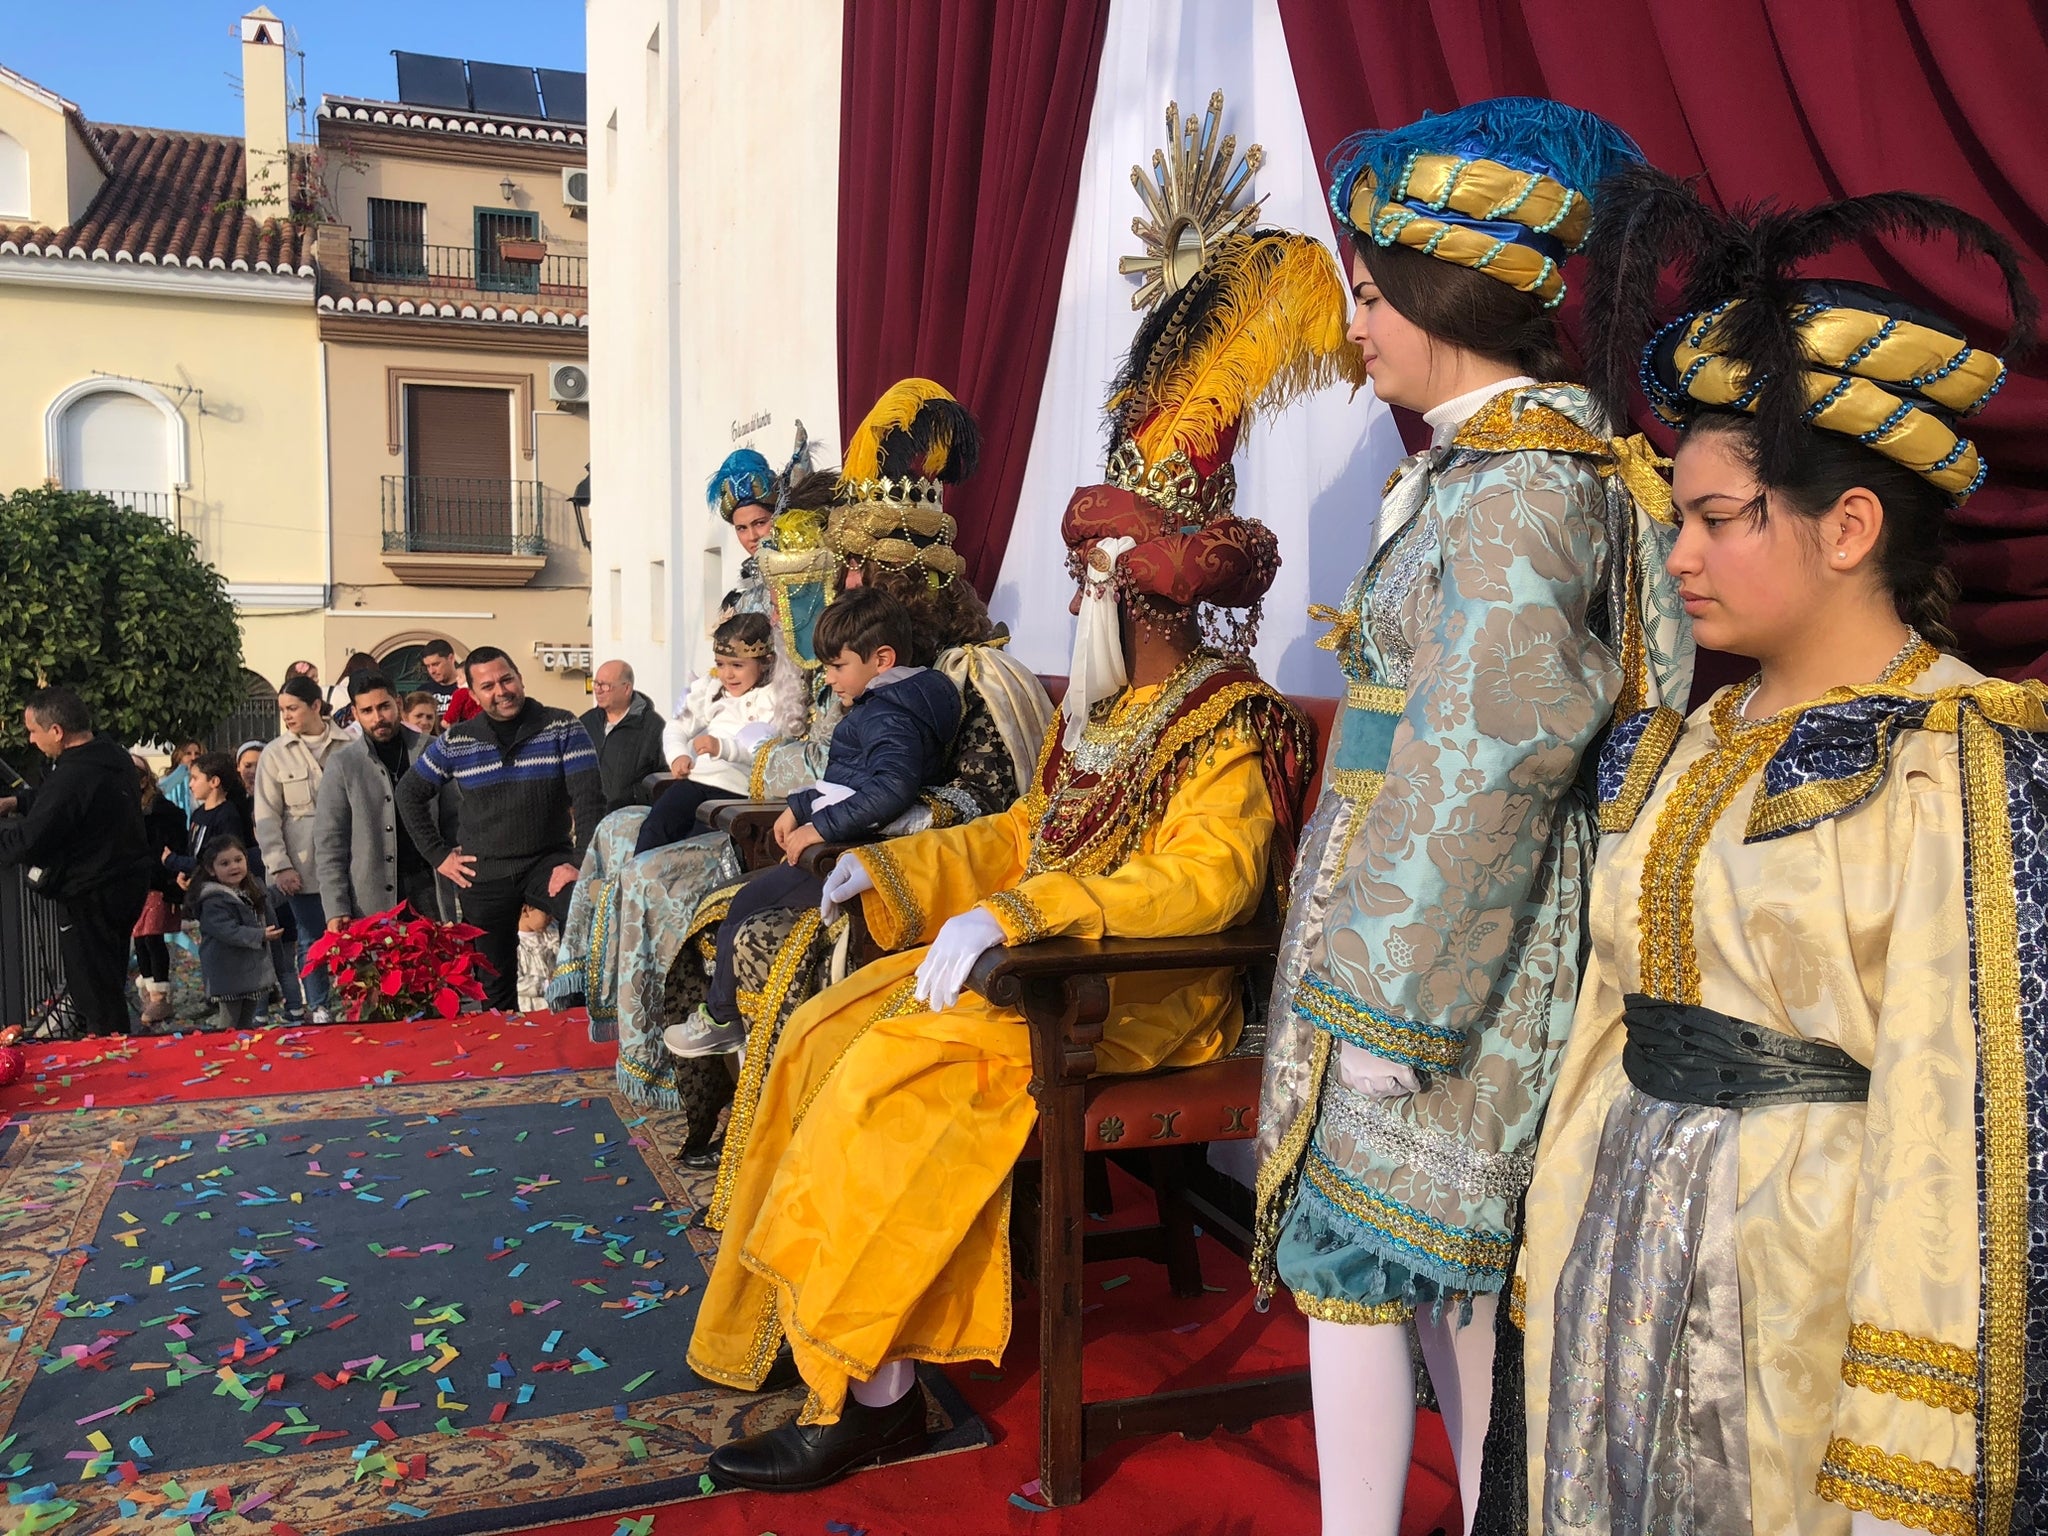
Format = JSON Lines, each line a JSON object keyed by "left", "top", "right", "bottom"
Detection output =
{"left": 3, "top": 1, "right": 586, "bottom": 136}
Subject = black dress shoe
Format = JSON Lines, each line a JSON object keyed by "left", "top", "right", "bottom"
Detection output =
{"left": 708, "top": 1385, "right": 926, "bottom": 1492}
{"left": 676, "top": 1138, "right": 723, "bottom": 1171}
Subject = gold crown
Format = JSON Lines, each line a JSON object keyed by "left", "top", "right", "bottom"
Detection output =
{"left": 825, "top": 488, "right": 965, "bottom": 584}
{"left": 714, "top": 637, "right": 774, "bottom": 660}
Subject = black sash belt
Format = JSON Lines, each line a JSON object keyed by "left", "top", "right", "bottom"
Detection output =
{"left": 1621, "top": 995, "right": 1871, "bottom": 1108}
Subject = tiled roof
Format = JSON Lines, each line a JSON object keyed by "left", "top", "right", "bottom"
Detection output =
{"left": 0, "top": 125, "right": 314, "bottom": 277}
{"left": 317, "top": 293, "right": 588, "bottom": 327}
{"left": 319, "top": 96, "right": 584, "bottom": 147}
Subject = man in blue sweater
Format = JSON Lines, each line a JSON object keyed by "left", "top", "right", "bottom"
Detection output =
{"left": 396, "top": 647, "right": 604, "bottom": 1012}
{"left": 670, "top": 588, "right": 960, "bottom": 1060}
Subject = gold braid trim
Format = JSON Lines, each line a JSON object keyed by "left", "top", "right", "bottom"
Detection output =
{"left": 1637, "top": 699, "right": 1794, "bottom": 1005}
{"left": 707, "top": 908, "right": 824, "bottom": 1232}
{"left": 1291, "top": 1291, "right": 1412, "bottom": 1326}
{"left": 790, "top": 977, "right": 922, "bottom": 1132}
{"left": 683, "top": 886, "right": 737, "bottom": 958}
{"left": 1251, "top": 1030, "right": 1331, "bottom": 1305}
{"left": 1029, "top": 681, "right": 1293, "bottom": 879}
{"left": 1508, "top": 1274, "right": 1527, "bottom": 1331}
{"left": 984, "top": 888, "right": 1052, "bottom": 946}
{"left": 1815, "top": 1438, "right": 1976, "bottom": 1536}
{"left": 1840, "top": 1323, "right": 1979, "bottom": 1416}
{"left": 749, "top": 741, "right": 785, "bottom": 799}
{"left": 1345, "top": 680, "right": 1406, "bottom": 713}
{"left": 1599, "top": 707, "right": 1683, "bottom": 835}
{"left": 1959, "top": 709, "right": 2025, "bottom": 1533}
{"left": 856, "top": 842, "right": 924, "bottom": 950}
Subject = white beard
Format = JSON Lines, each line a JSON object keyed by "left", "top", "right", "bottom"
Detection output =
{"left": 1063, "top": 535, "right": 1135, "bottom": 750}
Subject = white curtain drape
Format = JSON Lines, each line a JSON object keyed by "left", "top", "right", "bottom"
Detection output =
{"left": 987, "top": 0, "right": 1407, "bottom": 694}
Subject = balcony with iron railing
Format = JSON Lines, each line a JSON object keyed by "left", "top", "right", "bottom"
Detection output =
{"left": 380, "top": 475, "right": 550, "bottom": 586}
{"left": 79, "top": 488, "right": 180, "bottom": 521}
{"left": 349, "top": 238, "right": 586, "bottom": 296}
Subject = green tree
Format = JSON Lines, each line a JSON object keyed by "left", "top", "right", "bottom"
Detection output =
{"left": 0, "top": 487, "right": 243, "bottom": 772}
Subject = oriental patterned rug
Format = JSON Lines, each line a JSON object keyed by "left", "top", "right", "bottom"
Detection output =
{"left": 0, "top": 1070, "right": 988, "bottom": 1535}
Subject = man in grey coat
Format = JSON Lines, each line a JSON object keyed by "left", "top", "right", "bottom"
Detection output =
{"left": 314, "top": 672, "right": 453, "bottom": 927}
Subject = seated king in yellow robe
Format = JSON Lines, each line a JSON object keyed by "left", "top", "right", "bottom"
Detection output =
{"left": 687, "top": 226, "right": 1355, "bottom": 1493}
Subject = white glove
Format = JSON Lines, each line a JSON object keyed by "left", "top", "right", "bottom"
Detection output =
{"left": 819, "top": 857, "right": 874, "bottom": 922}
{"left": 913, "top": 906, "right": 1006, "bottom": 1011}
{"left": 1338, "top": 1041, "right": 1421, "bottom": 1098}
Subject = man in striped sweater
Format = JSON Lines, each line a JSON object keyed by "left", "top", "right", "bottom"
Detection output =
{"left": 397, "top": 647, "right": 605, "bottom": 1012}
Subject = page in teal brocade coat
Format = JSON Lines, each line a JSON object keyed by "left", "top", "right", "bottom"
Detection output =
{"left": 1253, "top": 383, "right": 1691, "bottom": 1320}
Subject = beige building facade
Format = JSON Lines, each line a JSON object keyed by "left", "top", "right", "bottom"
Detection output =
{"left": 0, "top": 11, "right": 595, "bottom": 731}
{"left": 312, "top": 81, "right": 592, "bottom": 710}
{"left": 0, "top": 30, "right": 328, "bottom": 711}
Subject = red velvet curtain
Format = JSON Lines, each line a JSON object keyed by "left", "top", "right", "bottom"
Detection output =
{"left": 1276, "top": 0, "right": 2048, "bottom": 680}
{"left": 837, "top": 0, "right": 1112, "bottom": 596}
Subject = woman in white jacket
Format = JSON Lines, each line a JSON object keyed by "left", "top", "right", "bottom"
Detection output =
{"left": 254, "top": 674, "right": 352, "bottom": 1016}
{"left": 634, "top": 611, "right": 781, "bottom": 855}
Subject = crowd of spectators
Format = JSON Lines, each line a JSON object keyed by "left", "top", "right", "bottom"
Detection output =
{"left": 0, "top": 638, "right": 600, "bottom": 1036}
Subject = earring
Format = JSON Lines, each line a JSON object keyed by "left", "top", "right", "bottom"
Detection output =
{"left": 1835, "top": 550, "right": 1847, "bottom": 560}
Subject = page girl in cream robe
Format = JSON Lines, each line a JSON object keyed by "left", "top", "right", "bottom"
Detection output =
{"left": 1520, "top": 166, "right": 2046, "bottom": 1536}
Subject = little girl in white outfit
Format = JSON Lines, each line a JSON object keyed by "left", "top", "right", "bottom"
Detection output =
{"left": 635, "top": 611, "right": 781, "bottom": 855}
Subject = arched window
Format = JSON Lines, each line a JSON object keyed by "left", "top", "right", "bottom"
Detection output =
{"left": 0, "top": 130, "right": 27, "bottom": 221}
{"left": 45, "top": 378, "right": 188, "bottom": 520}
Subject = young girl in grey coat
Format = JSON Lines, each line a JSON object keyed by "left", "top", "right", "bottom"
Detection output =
{"left": 190, "top": 837, "right": 283, "bottom": 1032}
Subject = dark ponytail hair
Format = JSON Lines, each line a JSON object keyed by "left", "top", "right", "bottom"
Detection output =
{"left": 1352, "top": 236, "right": 1574, "bottom": 383}
{"left": 1685, "top": 412, "right": 1960, "bottom": 648}
{"left": 192, "top": 750, "right": 251, "bottom": 816}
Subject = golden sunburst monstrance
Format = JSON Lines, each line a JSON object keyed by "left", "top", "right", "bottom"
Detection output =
{"left": 1118, "top": 90, "right": 1264, "bottom": 311}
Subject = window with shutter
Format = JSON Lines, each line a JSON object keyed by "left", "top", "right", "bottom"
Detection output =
{"left": 403, "top": 385, "right": 514, "bottom": 552}
{"left": 366, "top": 198, "right": 426, "bottom": 277}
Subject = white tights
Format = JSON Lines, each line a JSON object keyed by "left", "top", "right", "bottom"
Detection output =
{"left": 1310, "top": 1295, "right": 1497, "bottom": 1536}
{"left": 850, "top": 1357, "right": 915, "bottom": 1408}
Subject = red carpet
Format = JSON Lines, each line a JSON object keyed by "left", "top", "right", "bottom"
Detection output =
{"left": 0, "top": 1012, "right": 1461, "bottom": 1535}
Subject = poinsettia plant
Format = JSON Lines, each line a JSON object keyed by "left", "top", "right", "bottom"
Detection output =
{"left": 301, "top": 904, "right": 494, "bottom": 1022}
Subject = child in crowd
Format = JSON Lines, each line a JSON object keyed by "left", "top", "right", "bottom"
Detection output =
{"left": 403, "top": 693, "right": 442, "bottom": 738}
{"left": 665, "top": 587, "right": 961, "bottom": 1057}
{"left": 190, "top": 836, "right": 283, "bottom": 1032}
{"left": 517, "top": 902, "right": 561, "bottom": 1014}
{"left": 633, "top": 611, "right": 784, "bottom": 856}
{"left": 171, "top": 750, "right": 305, "bottom": 1023}
{"left": 168, "top": 751, "right": 259, "bottom": 878}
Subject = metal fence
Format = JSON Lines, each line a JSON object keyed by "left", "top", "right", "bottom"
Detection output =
{"left": 381, "top": 475, "right": 548, "bottom": 557}
{"left": 0, "top": 833, "right": 74, "bottom": 1038}
{"left": 349, "top": 238, "right": 586, "bottom": 295}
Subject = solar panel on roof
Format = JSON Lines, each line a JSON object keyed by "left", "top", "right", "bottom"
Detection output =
{"left": 536, "top": 69, "right": 586, "bottom": 124}
{"left": 393, "top": 51, "right": 470, "bottom": 110}
{"left": 467, "top": 61, "right": 543, "bottom": 120}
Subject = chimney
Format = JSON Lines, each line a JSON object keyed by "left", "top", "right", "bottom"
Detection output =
{"left": 240, "top": 7, "right": 291, "bottom": 215}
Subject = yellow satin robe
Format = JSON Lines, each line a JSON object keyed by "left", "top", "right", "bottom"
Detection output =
{"left": 1522, "top": 653, "right": 1989, "bottom": 1535}
{"left": 686, "top": 701, "right": 1275, "bottom": 1423}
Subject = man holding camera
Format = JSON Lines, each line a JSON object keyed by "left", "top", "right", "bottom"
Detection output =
{"left": 0, "top": 688, "right": 153, "bottom": 1036}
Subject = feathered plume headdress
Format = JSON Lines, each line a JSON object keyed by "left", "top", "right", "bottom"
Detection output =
{"left": 706, "top": 448, "right": 777, "bottom": 523}
{"left": 1581, "top": 163, "right": 2037, "bottom": 503}
{"left": 1060, "top": 228, "right": 1359, "bottom": 655}
{"left": 1110, "top": 229, "right": 1365, "bottom": 482}
{"left": 1329, "top": 96, "right": 1643, "bottom": 308}
{"left": 828, "top": 379, "right": 981, "bottom": 587}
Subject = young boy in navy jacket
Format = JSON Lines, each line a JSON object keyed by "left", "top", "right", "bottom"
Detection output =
{"left": 668, "top": 587, "right": 960, "bottom": 1060}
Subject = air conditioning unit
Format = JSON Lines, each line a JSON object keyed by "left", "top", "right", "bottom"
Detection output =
{"left": 549, "top": 361, "right": 590, "bottom": 405}
{"left": 562, "top": 167, "right": 589, "bottom": 208}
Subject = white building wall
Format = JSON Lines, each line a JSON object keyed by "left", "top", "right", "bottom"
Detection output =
{"left": 586, "top": 0, "right": 844, "bottom": 716}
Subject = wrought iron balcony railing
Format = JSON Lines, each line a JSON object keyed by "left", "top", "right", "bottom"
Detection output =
{"left": 83, "top": 488, "right": 178, "bottom": 520}
{"left": 349, "top": 238, "right": 587, "bottom": 294}
{"left": 381, "top": 475, "right": 547, "bottom": 557}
